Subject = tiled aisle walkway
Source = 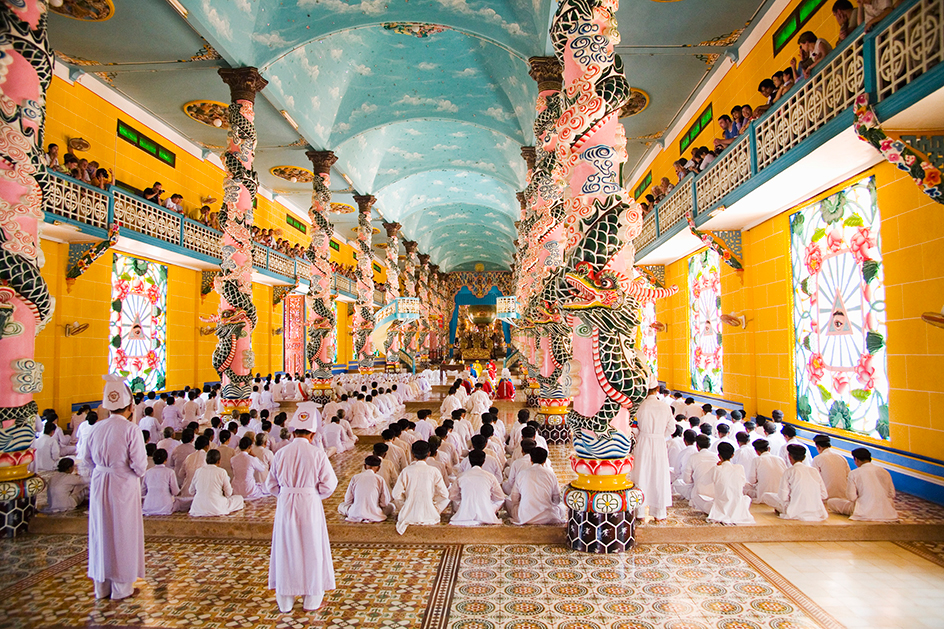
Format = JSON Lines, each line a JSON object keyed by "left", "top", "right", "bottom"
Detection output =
{"left": 3, "top": 535, "right": 944, "bottom": 628}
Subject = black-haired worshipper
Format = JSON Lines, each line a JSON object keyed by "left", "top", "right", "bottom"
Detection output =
{"left": 338, "top": 455, "right": 392, "bottom": 523}
{"left": 392, "top": 440, "right": 450, "bottom": 535}
{"left": 189, "top": 449, "right": 244, "bottom": 517}
{"left": 449, "top": 449, "right": 504, "bottom": 526}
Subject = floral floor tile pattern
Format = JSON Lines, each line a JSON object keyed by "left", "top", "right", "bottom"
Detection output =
{"left": 0, "top": 536, "right": 844, "bottom": 629}
{"left": 448, "top": 543, "right": 841, "bottom": 629}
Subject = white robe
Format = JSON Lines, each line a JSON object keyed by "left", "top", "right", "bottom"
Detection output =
{"left": 812, "top": 448, "right": 851, "bottom": 500}
{"left": 170, "top": 442, "right": 197, "bottom": 480}
{"left": 339, "top": 469, "right": 391, "bottom": 523}
{"left": 232, "top": 451, "right": 268, "bottom": 500}
{"left": 631, "top": 395, "right": 675, "bottom": 519}
{"left": 465, "top": 390, "right": 491, "bottom": 420}
{"left": 31, "top": 434, "right": 60, "bottom": 472}
{"left": 746, "top": 452, "right": 788, "bottom": 503}
{"left": 508, "top": 464, "right": 565, "bottom": 525}
{"left": 827, "top": 462, "right": 898, "bottom": 521}
{"left": 142, "top": 465, "right": 185, "bottom": 515}
{"left": 439, "top": 394, "right": 462, "bottom": 420}
{"left": 322, "top": 423, "right": 348, "bottom": 453}
{"left": 138, "top": 415, "right": 161, "bottom": 444}
{"left": 392, "top": 460, "right": 449, "bottom": 534}
{"left": 181, "top": 450, "right": 208, "bottom": 496}
{"left": 43, "top": 471, "right": 89, "bottom": 513}
{"left": 189, "top": 465, "right": 244, "bottom": 516}
{"left": 414, "top": 418, "right": 435, "bottom": 441}
{"left": 672, "top": 445, "right": 696, "bottom": 483}
{"left": 707, "top": 461, "right": 755, "bottom": 525}
{"left": 672, "top": 448, "right": 717, "bottom": 514}
{"left": 84, "top": 414, "right": 148, "bottom": 585}
{"left": 457, "top": 452, "right": 503, "bottom": 484}
{"left": 266, "top": 438, "right": 338, "bottom": 598}
{"left": 731, "top": 444, "right": 758, "bottom": 473}
{"left": 449, "top": 467, "right": 503, "bottom": 526}
{"left": 762, "top": 463, "right": 828, "bottom": 521}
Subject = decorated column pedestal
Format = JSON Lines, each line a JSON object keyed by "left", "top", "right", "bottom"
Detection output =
{"left": 564, "top": 458, "right": 644, "bottom": 553}
{"left": 0, "top": 475, "right": 46, "bottom": 537}
{"left": 536, "top": 397, "right": 571, "bottom": 443}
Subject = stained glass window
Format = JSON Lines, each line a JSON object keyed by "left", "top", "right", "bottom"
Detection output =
{"left": 689, "top": 249, "right": 723, "bottom": 393}
{"left": 641, "top": 301, "right": 658, "bottom": 377}
{"left": 790, "top": 176, "right": 888, "bottom": 439}
{"left": 108, "top": 253, "right": 167, "bottom": 393}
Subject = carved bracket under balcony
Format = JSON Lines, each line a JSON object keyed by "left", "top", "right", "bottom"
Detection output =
{"left": 201, "top": 270, "right": 220, "bottom": 298}
{"left": 636, "top": 265, "right": 666, "bottom": 289}
{"left": 65, "top": 223, "right": 120, "bottom": 290}
{"left": 273, "top": 282, "right": 298, "bottom": 306}
{"left": 687, "top": 214, "right": 743, "bottom": 270}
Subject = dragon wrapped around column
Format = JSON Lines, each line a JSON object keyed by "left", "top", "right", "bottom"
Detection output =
{"left": 381, "top": 221, "right": 401, "bottom": 359}
{"left": 212, "top": 68, "right": 266, "bottom": 412}
{"left": 416, "top": 253, "right": 430, "bottom": 365}
{"left": 0, "top": 0, "right": 53, "bottom": 535}
{"left": 549, "top": 0, "right": 648, "bottom": 553}
{"left": 352, "top": 194, "right": 375, "bottom": 372}
{"left": 304, "top": 151, "right": 338, "bottom": 399}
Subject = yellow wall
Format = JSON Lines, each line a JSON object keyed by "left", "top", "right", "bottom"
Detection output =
{"left": 629, "top": 0, "right": 840, "bottom": 196}
{"left": 336, "top": 300, "right": 353, "bottom": 364}
{"left": 35, "top": 241, "right": 286, "bottom": 421}
{"left": 652, "top": 161, "right": 944, "bottom": 459}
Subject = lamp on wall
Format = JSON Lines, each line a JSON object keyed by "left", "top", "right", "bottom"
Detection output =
{"left": 64, "top": 322, "right": 89, "bottom": 337}
{"left": 67, "top": 137, "right": 91, "bottom": 152}
{"left": 650, "top": 321, "right": 667, "bottom": 333}
{"left": 721, "top": 312, "right": 750, "bottom": 329}
{"left": 921, "top": 307, "right": 944, "bottom": 330}
{"left": 199, "top": 325, "right": 217, "bottom": 336}
{"left": 272, "top": 327, "right": 283, "bottom": 336}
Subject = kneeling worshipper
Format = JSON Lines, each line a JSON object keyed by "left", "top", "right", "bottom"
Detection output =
{"left": 449, "top": 449, "right": 504, "bottom": 526}
{"left": 745, "top": 439, "right": 788, "bottom": 503}
{"left": 189, "top": 449, "right": 245, "bottom": 516}
{"left": 812, "top": 435, "right": 851, "bottom": 500}
{"left": 762, "top": 444, "right": 828, "bottom": 521}
{"left": 232, "top": 437, "right": 269, "bottom": 500}
{"left": 392, "top": 440, "right": 450, "bottom": 535}
{"left": 827, "top": 448, "right": 898, "bottom": 522}
{"left": 507, "top": 447, "right": 566, "bottom": 525}
{"left": 85, "top": 374, "right": 148, "bottom": 601}
{"left": 267, "top": 409, "right": 338, "bottom": 614}
{"left": 142, "top": 449, "right": 189, "bottom": 515}
{"left": 42, "top": 458, "right": 89, "bottom": 513}
{"left": 338, "top": 455, "right": 393, "bottom": 523}
{"left": 671, "top": 434, "right": 718, "bottom": 514}
{"left": 496, "top": 368, "right": 515, "bottom": 400}
{"left": 321, "top": 416, "right": 350, "bottom": 455}
{"left": 707, "top": 442, "right": 755, "bottom": 525}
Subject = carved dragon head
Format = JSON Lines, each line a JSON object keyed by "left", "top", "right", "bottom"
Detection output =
{"left": 561, "top": 261, "right": 623, "bottom": 311}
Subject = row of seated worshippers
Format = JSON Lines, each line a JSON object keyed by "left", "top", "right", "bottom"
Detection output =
{"left": 640, "top": 391, "right": 897, "bottom": 525}
{"left": 337, "top": 406, "right": 569, "bottom": 533}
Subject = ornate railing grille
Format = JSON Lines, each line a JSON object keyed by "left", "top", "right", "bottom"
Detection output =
{"left": 46, "top": 175, "right": 109, "bottom": 229}
{"left": 657, "top": 181, "right": 694, "bottom": 233}
{"left": 756, "top": 36, "right": 864, "bottom": 171}
{"left": 633, "top": 214, "right": 658, "bottom": 251}
{"left": 697, "top": 136, "right": 752, "bottom": 211}
{"left": 269, "top": 250, "right": 295, "bottom": 277}
{"left": 875, "top": 0, "right": 944, "bottom": 101}
{"left": 182, "top": 220, "right": 221, "bottom": 259}
{"left": 113, "top": 190, "right": 181, "bottom": 244}
{"left": 251, "top": 243, "right": 267, "bottom": 268}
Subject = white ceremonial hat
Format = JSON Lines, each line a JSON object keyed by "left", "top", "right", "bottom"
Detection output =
{"left": 647, "top": 372, "right": 659, "bottom": 390}
{"left": 102, "top": 374, "right": 133, "bottom": 411}
{"left": 289, "top": 402, "right": 319, "bottom": 432}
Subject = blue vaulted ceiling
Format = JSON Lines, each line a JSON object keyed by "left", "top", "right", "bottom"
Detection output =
{"left": 49, "top": 0, "right": 767, "bottom": 271}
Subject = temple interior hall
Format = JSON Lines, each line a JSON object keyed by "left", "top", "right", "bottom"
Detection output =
{"left": 1, "top": 0, "right": 944, "bottom": 627}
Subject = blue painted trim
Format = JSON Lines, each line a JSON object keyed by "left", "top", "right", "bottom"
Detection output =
{"left": 748, "top": 124, "right": 758, "bottom": 176}
{"left": 666, "top": 388, "right": 745, "bottom": 412}
{"left": 875, "top": 60, "right": 944, "bottom": 122}
{"left": 43, "top": 212, "right": 108, "bottom": 239}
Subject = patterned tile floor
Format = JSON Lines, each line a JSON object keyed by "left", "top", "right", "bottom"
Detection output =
{"left": 0, "top": 535, "right": 865, "bottom": 629}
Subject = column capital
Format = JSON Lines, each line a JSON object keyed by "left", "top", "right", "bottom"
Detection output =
{"left": 403, "top": 239, "right": 418, "bottom": 254}
{"left": 218, "top": 67, "right": 268, "bottom": 104}
{"left": 528, "top": 56, "right": 562, "bottom": 92}
{"left": 418, "top": 253, "right": 430, "bottom": 266}
{"left": 520, "top": 147, "right": 536, "bottom": 172}
{"left": 353, "top": 194, "right": 376, "bottom": 213}
{"left": 305, "top": 150, "right": 338, "bottom": 175}
{"left": 382, "top": 221, "right": 401, "bottom": 238}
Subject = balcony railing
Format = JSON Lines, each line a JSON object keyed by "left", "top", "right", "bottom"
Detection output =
{"left": 43, "top": 172, "right": 335, "bottom": 289}
{"left": 633, "top": 0, "right": 942, "bottom": 259}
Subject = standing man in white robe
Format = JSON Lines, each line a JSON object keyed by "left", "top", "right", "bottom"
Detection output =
{"left": 707, "top": 442, "right": 755, "bottom": 525}
{"left": 267, "top": 412, "right": 338, "bottom": 614}
{"left": 631, "top": 375, "right": 675, "bottom": 520}
{"left": 392, "top": 441, "right": 450, "bottom": 534}
{"left": 338, "top": 455, "right": 393, "bottom": 523}
{"left": 762, "top": 444, "right": 828, "bottom": 521}
{"left": 449, "top": 450, "right": 504, "bottom": 526}
{"left": 84, "top": 374, "right": 147, "bottom": 600}
{"left": 827, "top": 448, "right": 898, "bottom": 521}
{"left": 812, "top": 435, "right": 850, "bottom": 500}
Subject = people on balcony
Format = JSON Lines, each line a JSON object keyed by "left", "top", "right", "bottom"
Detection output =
{"left": 43, "top": 143, "right": 60, "bottom": 170}
{"left": 792, "top": 31, "right": 833, "bottom": 81}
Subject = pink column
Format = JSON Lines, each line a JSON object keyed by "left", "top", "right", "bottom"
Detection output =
{"left": 305, "top": 150, "right": 338, "bottom": 395}
{"left": 0, "top": 1, "right": 53, "bottom": 506}
{"left": 381, "top": 220, "right": 401, "bottom": 358}
{"left": 213, "top": 68, "right": 267, "bottom": 412}
{"left": 352, "top": 194, "right": 376, "bottom": 372}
